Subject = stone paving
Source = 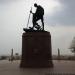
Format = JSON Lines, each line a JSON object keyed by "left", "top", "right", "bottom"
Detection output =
{"left": 0, "top": 60, "right": 75, "bottom": 75}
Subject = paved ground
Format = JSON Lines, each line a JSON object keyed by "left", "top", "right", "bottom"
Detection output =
{"left": 0, "top": 60, "right": 75, "bottom": 75}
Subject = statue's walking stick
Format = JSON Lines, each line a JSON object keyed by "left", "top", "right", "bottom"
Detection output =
{"left": 27, "top": 7, "right": 32, "bottom": 28}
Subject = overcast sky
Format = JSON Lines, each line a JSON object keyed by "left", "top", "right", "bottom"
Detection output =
{"left": 0, "top": 0, "right": 75, "bottom": 55}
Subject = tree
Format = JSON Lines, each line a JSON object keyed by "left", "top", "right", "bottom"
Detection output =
{"left": 69, "top": 37, "right": 75, "bottom": 56}
{"left": 15, "top": 53, "right": 20, "bottom": 60}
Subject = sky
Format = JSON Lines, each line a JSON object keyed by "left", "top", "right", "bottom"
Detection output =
{"left": 0, "top": 0, "right": 75, "bottom": 55}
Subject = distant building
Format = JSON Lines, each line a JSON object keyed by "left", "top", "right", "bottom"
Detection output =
{"left": 58, "top": 48, "right": 60, "bottom": 60}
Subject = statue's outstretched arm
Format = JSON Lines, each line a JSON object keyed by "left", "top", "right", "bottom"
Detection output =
{"left": 30, "top": 10, "right": 34, "bottom": 14}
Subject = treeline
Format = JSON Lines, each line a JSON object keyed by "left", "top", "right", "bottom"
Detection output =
{"left": 52, "top": 55, "right": 75, "bottom": 60}
{"left": 0, "top": 55, "right": 21, "bottom": 60}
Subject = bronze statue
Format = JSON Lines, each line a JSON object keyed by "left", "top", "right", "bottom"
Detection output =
{"left": 30, "top": 3, "right": 44, "bottom": 30}
{"left": 23, "top": 3, "right": 44, "bottom": 32}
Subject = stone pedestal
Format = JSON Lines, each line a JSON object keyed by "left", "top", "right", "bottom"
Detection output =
{"left": 20, "top": 31, "right": 53, "bottom": 68}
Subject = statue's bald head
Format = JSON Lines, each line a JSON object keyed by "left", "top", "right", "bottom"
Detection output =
{"left": 34, "top": 3, "right": 38, "bottom": 7}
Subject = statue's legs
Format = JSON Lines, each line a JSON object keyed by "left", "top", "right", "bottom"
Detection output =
{"left": 32, "top": 14, "right": 37, "bottom": 29}
{"left": 40, "top": 16, "right": 44, "bottom": 30}
{"left": 32, "top": 14, "right": 44, "bottom": 30}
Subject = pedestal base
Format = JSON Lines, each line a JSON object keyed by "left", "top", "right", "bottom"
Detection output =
{"left": 20, "top": 31, "right": 53, "bottom": 68}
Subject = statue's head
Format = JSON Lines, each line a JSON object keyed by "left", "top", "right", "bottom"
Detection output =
{"left": 34, "top": 3, "right": 37, "bottom": 7}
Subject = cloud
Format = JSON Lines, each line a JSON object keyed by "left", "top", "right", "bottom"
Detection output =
{"left": 46, "top": 0, "right": 75, "bottom": 26}
{"left": 0, "top": 0, "right": 75, "bottom": 55}
{"left": 46, "top": 25, "right": 75, "bottom": 55}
